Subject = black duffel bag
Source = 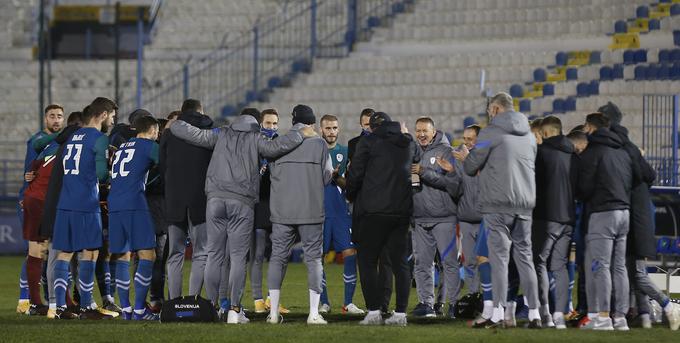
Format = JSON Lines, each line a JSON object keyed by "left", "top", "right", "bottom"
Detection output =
{"left": 454, "top": 292, "right": 483, "bottom": 319}
{"left": 160, "top": 295, "right": 218, "bottom": 323}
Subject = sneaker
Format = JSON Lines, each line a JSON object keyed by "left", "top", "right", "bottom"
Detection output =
{"left": 218, "top": 308, "right": 228, "bottom": 322}
{"left": 505, "top": 302, "right": 517, "bottom": 327}
{"left": 47, "top": 307, "right": 57, "bottom": 319}
{"left": 121, "top": 310, "right": 133, "bottom": 320}
{"left": 307, "top": 313, "right": 327, "bottom": 325}
{"left": 55, "top": 307, "right": 79, "bottom": 320}
{"left": 254, "top": 299, "right": 267, "bottom": 313}
{"left": 148, "top": 300, "right": 163, "bottom": 314}
{"left": 96, "top": 306, "right": 120, "bottom": 318}
{"left": 384, "top": 312, "right": 407, "bottom": 326}
{"left": 447, "top": 304, "right": 456, "bottom": 319}
{"left": 102, "top": 299, "right": 122, "bottom": 314}
{"left": 665, "top": 302, "right": 680, "bottom": 331}
{"left": 265, "top": 297, "right": 290, "bottom": 314}
{"left": 542, "top": 313, "right": 555, "bottom": 328}
{"left": 319, "top": 303, "right": 331, "bottom": 314}
{"left": 650, "top": 300, "right": 663, "bottom": 323}
{"left": 27, "top": 304, "right": 49, "bottom": 316}
{"left": 79, "top": 307, "right": 113, "bottom": 320}
{"left": 434, "top": 302, "right": 445, "bottom": 316}
{"left": 592, "top": 316, "right": 614, "bottom": 331}
{"left": 470, "top": 316, "right": 492, "bottom": 328}
{"left": 412, "top": 303, "right": 436, "bottom": 318}
{"left": 613, "top": 316, "right": 629, "bottom": 331}
{"left": 553, "top": 313, "right": 567, "bottom": 330}
{"left": 226, "top": 309, "right": 249, "bottom": 324}
{"left": 133, "top": 308, "right": 159, "bottom": 321}
{"left": 640, "top": 313, "right": 652, "bottom": 329}
{"left": 16, "top": 299, "right": 30, "bottom": 314}
{"left": 525, "top": 319, "right": 542, "bottom": 329}
{"left": 342, "top": 303, "right": 365, "bottom": 315}
{"left": 359, "top": 312, "right": 383, "bottom": 326}
{"left": 266, "top": 313, "right": 283, "bottom": 324}
{"left": 485, "top": 319, "right": 506, "bottom": 329}
{"left": 579, "top": 316, "right": 594, "bottom": 330}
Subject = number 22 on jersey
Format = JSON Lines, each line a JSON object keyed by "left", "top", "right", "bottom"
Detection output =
{"left": 111, "top": 149, "right": 136, "bottom": 179}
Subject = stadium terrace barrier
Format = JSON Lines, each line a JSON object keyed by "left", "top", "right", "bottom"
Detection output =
{"left": 643, "top": 94, "right": 679, "bottom": 187}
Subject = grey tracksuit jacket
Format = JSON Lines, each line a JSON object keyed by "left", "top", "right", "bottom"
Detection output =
{"left": 453, "top": 153, "right": 482, "bottom": 223}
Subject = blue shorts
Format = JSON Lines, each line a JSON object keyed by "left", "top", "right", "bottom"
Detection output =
{"left": 109, "top": 210, "right": 156, "bottom": 254}
{"left": 323, "top": 215, "right": 353, "bottom": 253}
{"left": 53, "top": 209, "right": 103, "bottom": 252}
{"left": 474, "top": 221, "right": 488, "bottom": 258}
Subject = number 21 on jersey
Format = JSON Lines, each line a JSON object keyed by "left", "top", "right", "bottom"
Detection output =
{"left": 111, "top": 149, "right": 135, "bottom": 179}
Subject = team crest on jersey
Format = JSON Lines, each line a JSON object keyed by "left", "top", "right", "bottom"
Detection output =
{"left": 336, "top": 153, "right": 343, "bottom": 162}
{"left": 430, "top": 157, "right": 436, "bottom": 164}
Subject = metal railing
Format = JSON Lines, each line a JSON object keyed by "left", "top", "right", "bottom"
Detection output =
{"left": 120, "top": 0, "right": 408, "bottom": 118}
{"left": 643, "top": 94, "right": 679, "bottom": 187}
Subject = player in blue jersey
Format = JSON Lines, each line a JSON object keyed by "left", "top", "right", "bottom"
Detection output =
{"left": 108, "top": 115, "right": 160, "bottom": 321}
{"left": 318, "top": 114, "right": 364, "bottom": 315}
{"left": 52, "top": 97, "right": 116, "bottom": 320}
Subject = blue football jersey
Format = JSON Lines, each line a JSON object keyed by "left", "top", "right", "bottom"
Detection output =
{"left": 57, "top": 127, "right": 108, "bottom": 212}
{"left": 324, "top": 144, "right": 350, "bottom": 219}
{"left": 328, "top": 144, "right": 348, "bottom": 177}
{"left": 108, "top": 137, "right": 159, "bottom": 212}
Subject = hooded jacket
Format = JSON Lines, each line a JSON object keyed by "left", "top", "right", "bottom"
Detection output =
{"left": 268, "top": 123, "right": 333, "bottom": 225}
{"left": 413, "top": 131, "right": 460, "bottom": 223}
{"left": 160, "top": 111, "right": 213, "bottom": 224}
{"left": 533, "top": 134, "right": 577, "bottom": 224}
{"left": 577, "top": 127, "right": 633, "bottom": 214}
{"left": 454, "top": 148, "right": 482, "bottom": 223}
{"left": 347, "top": 121, "right": 416, "bottom": 218}
{"left": 463, "top": 110, "right": 537, "bottom": 216}
{"left": 169, "top": 114, "right": 304, "bottom": 209}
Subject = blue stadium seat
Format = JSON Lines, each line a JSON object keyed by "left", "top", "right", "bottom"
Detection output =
{"left": 613, "top": 64, "right": 624, "bottom": 79}
{"left": 623, "top": 50, "right": 635, "bottom": 64}
{"left": 674, "top": 30, "right": 680, "bottom": 46}
{"left": 552, "top": 99, "right": 565, "bottom": 113}
{"left": 614, "top": 20, "right": 627, "bottom": 34}
{"left": 367, "top": 16, "right": 381, "bottom": 28}
{"left": 292, "top": 59, "right": 311, "bottom": 73}
{"left": 634, "top": 65, "right": 647, "bottom": 80}
{"left": 268, "top": 76, "right": 282, "bottom": 89}
{"left": 463, "top": 116, "right": 476, "bottom": 128}
{"left": 589, "top": 51, "right": 601, "bottom": 64}
{"left": 519, "top": 99, "right": 531, "bottom": 113}
{"left": 509, "top": 84, "right": 524, "bottom": 98}
{"left": 542, "top": 83, "right": 555, "bottom": 96}
{"left": 649, "top": 19, "right": 660, "bottom": 31}
{"left": 555, "top": 52, "right": 568, "bottom": 66}
{"left": 636, "top": 5, "right": 650, "bottom": 18}
{"left": 576, "top": 82, "right": 590, "bottom": 97}
{"left": 672, "top": 4, "right": 680, "bottom": 16}
{"left": 565, "top": 97, "right": 576, "bottom": 112}
{"left": 647, "top": 64, "right": 659, "bottom": 79}
{"left": 634, "top": 49, "right": 648, "bottom": 64}
{"left": 589, "top": 80, "right": 600, "bottom": 95}
{"left": 671, "top": 63, "right": 680, "bottom": 80}
{"left": 246, "top": 90, "right": 259, "bottom": 103}
{"left": 221, "top": 105, "right": 236, "bottom": 117}
{"left": 659, "top": 49, "right": 670, "bottom": 63}
{"left": 392, "top": 2, "right": 406, "bottom": 14}
{"left": 672, "top": 49, "right": 680, "bottom": 62}
{"left": 533, "top": 68, "right": 547, "bottom": 82}
{"left": 599, "top": 66, "right": 613, "bottom": 80}
{"left": 658, "top": 64, "right": 670, "bottom": 80}
{"left": 566, "top": 68, "right": 578, "bottom": 80}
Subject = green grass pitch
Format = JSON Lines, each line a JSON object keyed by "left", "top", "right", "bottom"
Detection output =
{"left": 0, "top": 255, "right": 677, "bottom": 342}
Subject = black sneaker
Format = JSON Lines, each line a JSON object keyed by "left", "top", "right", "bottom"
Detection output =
{"left": 434, "top": 303, "right": 445, "bottom": 316}
{"left": 55, "top": 307, "right": 79, "bottom": 320}
{"left": 27, "top": 304, "right": 49, "bottom": 316}
{"left": 447, "top": 304, "right": 456, "bottom": 319}
{"left": 485, "top": 319, "right": 506, "bottom": 329}
{"left": 79, "top": 307, "right": 113, "bottom": 320}
{"left": 102, "top": 299, "right": 122, "bottom": 314}
{"left": 525, "top": 319, "right": 542, "bottom": 329}
{"left": 412, "top": 303, "right": 436, "bottom": 318}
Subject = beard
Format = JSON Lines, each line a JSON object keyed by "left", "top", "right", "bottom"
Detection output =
{"left": 323, "top": 134, "right": 337, "bottom": 145}
{"left": 48, "top": 124, "right": 61, "bottom": 133}
{"left": 101, "top": 121, "right": 110, "bottom": 133}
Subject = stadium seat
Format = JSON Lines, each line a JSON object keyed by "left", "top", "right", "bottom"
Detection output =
{"left": 649, "top": 19, "right": 660, "bottom": 31}
{"left": 588, "top": 80, "right": 599, "bottom": 95}
{"left": 658, "top": 64, "right": 670, "bottom": 80}
{"left": 599, "top": 66, "right": 613, "bottom": 80}
{"left": 555, "top": 51, "right": 568, "bottom": 66}
{"left": 671, "top": 63, "right": 680, "bottom": 80}
{"left": 552, "top": 98, "right": 565, "bottom": 113}
{"left": 589, "top": 51, "right": 601, "bottom": 64}
{"left": 542, "top": 83, "right": 555, "bottom": 96}
{"left": 614, "top": 20, "right": 627, "bottom": 33}
{"left": 509, "top": 84, "right": 524, "bottom": 98}
{"left": 672, "top": 4, "right": 680, "bottom": 16}
{"left": 672, "top": 49, "right": 680, "bottom": 62}
{"left": 576, "top": 82, "right": 590, "bottom": 97}
{"left": 613, "top": 64, "right": 624, "bottom": 79}
{"left": 565, "top": 96, "right": 576, "bottom": 112}
{"left": 566, "top": 68, "right": 578, "bottom": 80}
{"left": 623, "top": 50, "right": 635, "bottom": 64}
{"left": 519, "top": 99, "right": 531, "bottom": 112}
{"left": 634, "top": 65, "right": 647, "bottom": 80}
{"left": 675, "top": 30, "right": 680, "bottom": 46}
{"left": 659, "top": 49, "right": 671, "bottom": 63}
{"left": 221, "top": 104, "right": 236, "bottom": 117}
{"left": 533, "top": 68, "right": 547, "bottom": 82}
{"left": 636, "top": 5, "right": 650, "bottom": 18}
{"left": 633, "top": 49, "right": 647, "bottom": 64}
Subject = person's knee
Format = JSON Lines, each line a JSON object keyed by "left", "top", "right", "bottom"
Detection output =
{"left": 80, "top": 249, "right": 99, "bottom": 261}
{"left": 137, "top": 249, "right": 156, "bottom": 261}
{"left": 111, "top": 252, "right": 131, "bottom": 262}
{"left": 342, "top": 248, "right": 356, "bottom": 258}
{"left": 477, "top": 256, "right": 488, "bottom": 264}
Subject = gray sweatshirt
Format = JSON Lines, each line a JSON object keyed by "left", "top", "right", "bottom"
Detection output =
{"left": 463, "top": 110, "right": 537, "bottom": 216}
{"left": 169, "top": 115, "right": 303, "bottom": 207}
{"left": 269, "top": 123, "right": 334, "bottom": 225}
{"left": 413, "top": 131, "right": 460, "bottom": 224}
{"left": 453, "top": 154, "right": 482, "bottom": 223}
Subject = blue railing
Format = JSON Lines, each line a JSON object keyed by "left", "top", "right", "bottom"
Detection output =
{"left": 643, "top": 94, "right": 679, "bottom": 187}
{"left": 121, "top": 0, "right": 410, "bottom": 119}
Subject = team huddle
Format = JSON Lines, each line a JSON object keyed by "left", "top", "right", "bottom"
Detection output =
{"left": 13, "top": 93, "right": 680, "bottom": 330}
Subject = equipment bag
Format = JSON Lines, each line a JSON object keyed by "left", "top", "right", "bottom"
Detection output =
{"left": 160, "top": 295, "right": 218, "bottom": 323}
{"left": 454, "top": 292, "right": 483, "bottom": 319}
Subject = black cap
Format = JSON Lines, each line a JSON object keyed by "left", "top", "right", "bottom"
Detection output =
{"left": 292, "top": 104, "right": 315, "bottom": 125}
{"left": 240, "top": 107, "right": 261, "bottom": 120}
{"left": 369, "top": 111, "right": 391, "bottom": 129}
{"left": 128, "top": 108, "right": 152, "bottom": 125}
{"left": 597, "top": 101, "right": 623, "bottom": 126}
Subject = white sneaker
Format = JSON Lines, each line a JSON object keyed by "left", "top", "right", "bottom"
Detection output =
{"left": 384, "top": 312, "right": 407, "bottom": 326}
{"left": 553, "top": 313, "right": 567, "bottom": 330}
{"left": 266, "top": 313, "right": 283, "bottom": 324}
{"left": 319, "top": 303, "right": 331, "bottom": 314}
{"left": 226, "top": 310, "right": 249, "bottom": 324}
{"left": 665, "top": 302, "right": 680, "bottom": 331}
{"left": 640, "top": 313, "right": 652, "bottom": 329}
{"left": 651, "top": 300, "right": 663, "bottom": 323}
{"left": 613, "top": 316, "right": 629, "bottom": 331}
{"left": 307, "top": 313, "right": 327, "bottom": 325}
{"left": 504, "top": 302, "right": 517, "bottom": 328}
{"left": 593, "top": 316, "right": 614, "bottom": 331}
{"left": 359, "top": 311, "right": 383, "bottom": 326}
{"left": 543, "top": 312, "right": 555, "bottom": 328}
{"left": 342, "top": 303, "right": 365, "bottom": 315}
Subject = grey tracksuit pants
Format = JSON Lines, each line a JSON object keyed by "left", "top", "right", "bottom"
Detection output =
{"left": 166, "top": 214, "right": 208, "bottom": 299}
{"left": 413, "top": 222, "right": 460, "bottom": 306}
{"left": 459, "top": 221, "right": 480, "bottom": 294}
{"left": 483, "top": 213, "right": 539, "bottom": 309}
{"left": 218, "top": 238, "right": 230, "bottom": 302}
{"left": 268, "top": 223, "right": 323, "bottom": 293}
{"left": 47, "top": 242, "right": 58, "bottom": 304}
{"left": 204, "top": 197, "right": 254, "bottom": 306}
{"left": 250, "top": 228, "right": 267, "bottom": 300}
{"left": 533, "top": 220, "right": 573, "bottom": 315}
{"left": 585, "top": 210, "right": 630, "bottom": 316}
{"left": 626, "top": 256, "right": 669, "bottom": 314}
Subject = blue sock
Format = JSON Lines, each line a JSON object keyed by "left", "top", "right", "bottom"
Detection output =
{"left": 109, "top": 260, "right": 117, "bottom": 297}
{"left": 566, "top": 261, "right": 575, "bottom": 313}
{"left": 134, "top": 259, "right": 153, "bottom": 311}
{"left": 96, "top": 258, "right": 111, "bottom": 299}
{"left": 78, "top": 260, "right": 96, "bottom": 309}
{"left": 661, "top": 298, "right": 670, "bottom": 308}
{"left": 220, "top": 298, "right": 231, "bottom": 311}
{"left": 54, "top": 260, "right": 70, "bottom": 308}
{"left": 343, "top": 254, "right": 357, "bottom": 306}
{"left": 19, "top": 259, "right": 29, "bottom": 300}
{"left": 115, "top": 260, "right": 131, "bottom": 309}
{"left": 479, "top": 262, "right": 492, "bottom": 301}
{"left": 320, "top": 270, "right": 330, "bottom": 306}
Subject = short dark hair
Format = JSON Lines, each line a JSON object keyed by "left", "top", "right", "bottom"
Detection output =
{"left": 86, "top": 97, "right": 117, "bottom": 122}
{"left": 261, "top": 108, "right": 278, "bottom": 117}
{"left": 157, "top": 118, "right": 169, "bottom": 132}
{"left": 567, "top": 130, "right": 587, "bottom": 143}
{"left": 181, "top": 99, "right": 202, "bottom": 113}
{"left": 360, "top": 108, "right": 375, "bottom": 120}
{"left": 240, "top": 107, "right": 261, "bottom": 119}
{"left": 320, "top": 114, "right": 339, "bottom": 124}
{"left": 570, "top": 124, "right": 585, "bottom": 134}
{"left": 167, "top": 110, "right": 181, "bottom": 120}
{"left": 541, "top": 115, "right": 562, "bottom": 133}
{"left": 44, "top": 103, "right": 64, "bottom": 114}
{"left": 134, "top": 115, "right": 159, "bottom": 134}
{"left": 585, "top": 112, "right": 610, "bottom": 130}
{"left": 465, "top": 124, "right": 481, "bottom": 135}
{"left": 530, "top": 118, "right": 543, "bottom": 130}
{"left": 416, "top": 116, "right": 435, "bottom": 128}
{"left": 67, "top": 111, "right": 82, "bottom": 126}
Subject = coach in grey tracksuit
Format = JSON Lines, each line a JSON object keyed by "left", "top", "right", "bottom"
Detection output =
{"left": 463, "top": 93, "right": 540, "bottom": 326}
{"left": 169, "top": 111, "right": 305, "bottom": 316}
{"left": 454, "top": 148, "right": 482, "bottom": 295}
{"left": 412, "top": 122, "right": 461, "bottom": 314}
{"left": 267, "top": 105, "right": 333, "bottom": 323}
